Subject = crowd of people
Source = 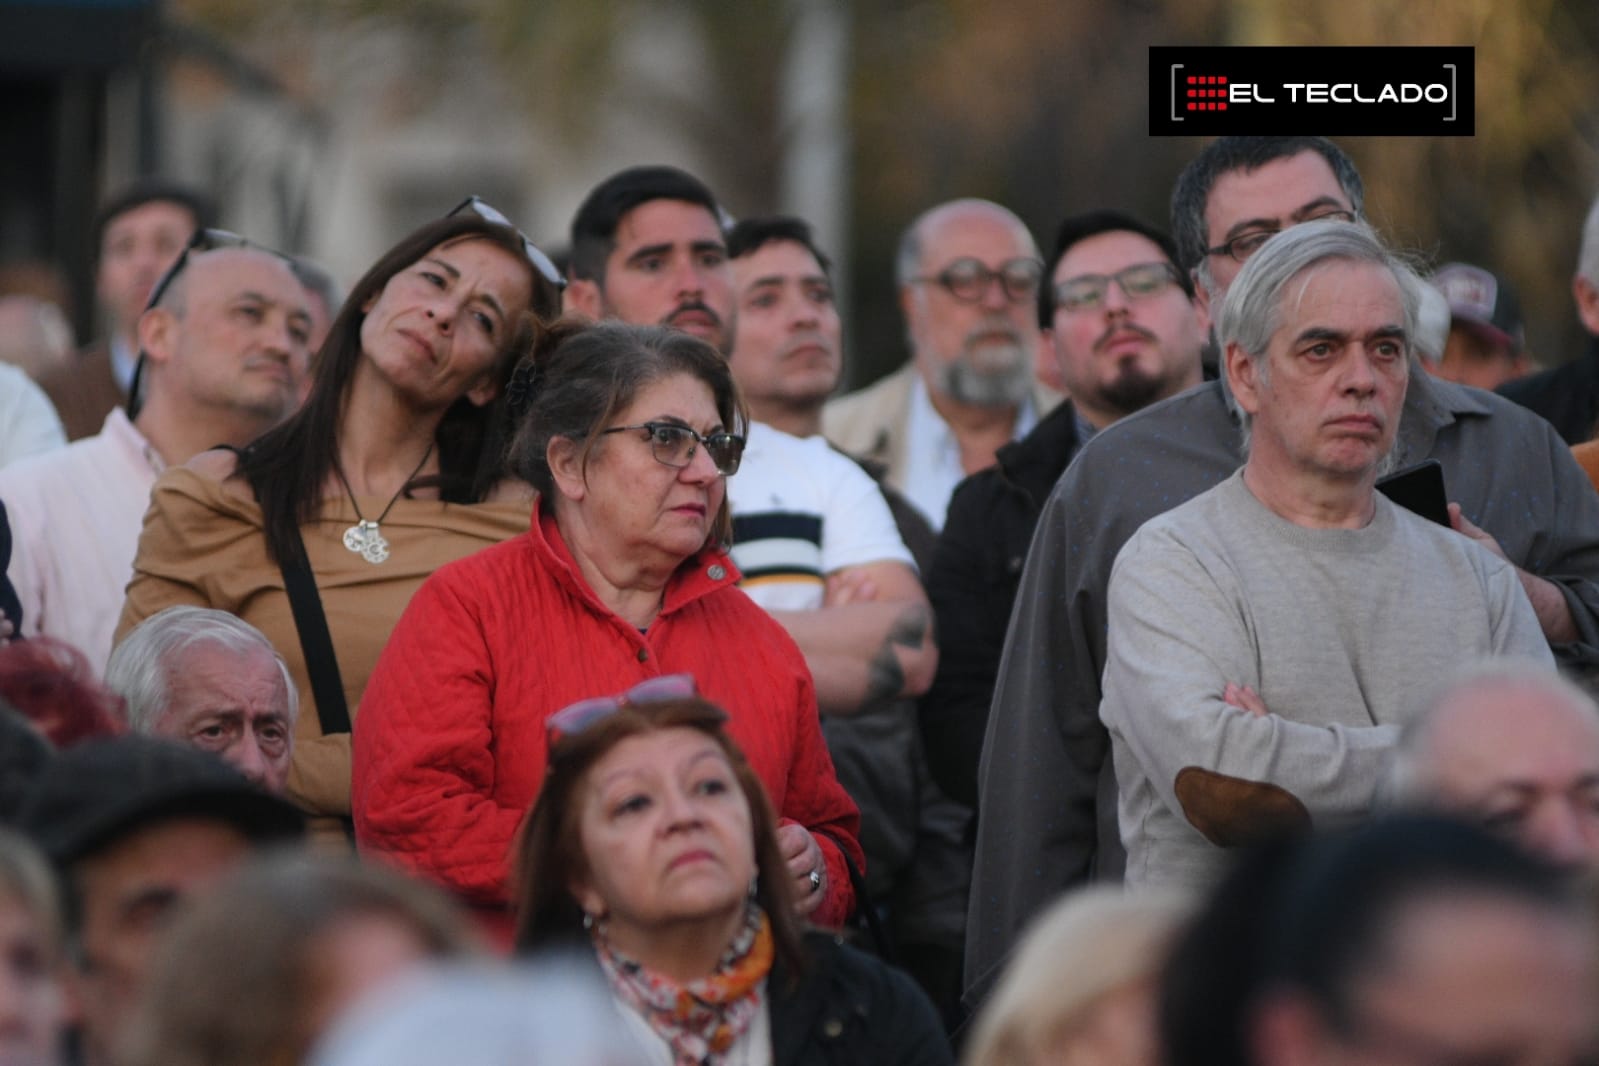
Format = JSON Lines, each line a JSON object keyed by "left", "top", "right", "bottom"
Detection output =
{"left": 2, "top": 134, "right": 1599, "bottom": 1065}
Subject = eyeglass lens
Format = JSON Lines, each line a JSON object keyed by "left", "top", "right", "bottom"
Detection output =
{"left": 933, "top": 257, "right": 1042, "bottom": 303}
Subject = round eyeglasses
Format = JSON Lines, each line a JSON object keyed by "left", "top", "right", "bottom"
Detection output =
{"left": 912, "top": 257, "right": 1043, "bottom": 305}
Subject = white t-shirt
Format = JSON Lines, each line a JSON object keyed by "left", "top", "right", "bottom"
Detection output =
{"left": 726, "top": 421, "right": 915, "bottom": 611}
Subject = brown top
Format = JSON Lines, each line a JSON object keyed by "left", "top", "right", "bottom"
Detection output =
{"left": 116, "top": 466, "right": 532, "bottom": 821}
{"left": 1574, "top": 440, "right": 1599, "bottom": 496}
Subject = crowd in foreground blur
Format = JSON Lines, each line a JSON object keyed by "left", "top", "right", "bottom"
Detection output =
{"left": 2, "top": 135, "right": 1599, "bottom": 1065}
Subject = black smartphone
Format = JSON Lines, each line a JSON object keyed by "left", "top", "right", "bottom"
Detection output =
{"left": 1376, "top": 459, "right": 1450, "bottom": 527}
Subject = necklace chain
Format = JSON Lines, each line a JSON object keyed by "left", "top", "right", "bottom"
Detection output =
{"left": 335, "top": 443, "right": 434, "bottom": 564}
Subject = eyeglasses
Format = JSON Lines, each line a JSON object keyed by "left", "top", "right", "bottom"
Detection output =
{"left": 449, "top": 195, "right": 566, "bottom": 290}
{"left": 599, "top": 421, "right": 746, "bottom": 477}
{"left": 546, "top": 674, "right": 706, "bottom": 744}
{"left": 143, "top": 228, "right": 255, "bottom": 313}
{"left": 912, "top": 257, "right": 1043, "bottom": 305}
{"left": 1052, "top": 262, "right": 1183, "bottom": 314}
{"left": 1204, "top": 209, "right": 1357, "bottom": 263}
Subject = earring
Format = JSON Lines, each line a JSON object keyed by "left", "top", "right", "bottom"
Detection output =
{"left": 582, "top": 911, "right": 595, "bottom": 931}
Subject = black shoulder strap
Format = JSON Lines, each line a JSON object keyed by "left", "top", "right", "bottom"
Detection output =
{"left": 234, "top": 440, "right": 350, "bottom": 741}
{"left": 278, "top": 523, "right": 352, "bottom": 737}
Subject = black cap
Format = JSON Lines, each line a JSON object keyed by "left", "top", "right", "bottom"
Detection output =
{"left": 17, "top": 736, "right": 304, "bottom": 866}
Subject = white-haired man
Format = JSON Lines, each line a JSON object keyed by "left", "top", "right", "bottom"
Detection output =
{"left": 822, "top": 199, "right": 1058, "bottom": 530}
{"left": 106, "top": 605, "right": 298, "bottom": 793}
{"left": 1101, "top": 221, "right": 1552, "bottom": 889}
{"left": 1391, "top": 662, "right": 1599, "bottom": 874}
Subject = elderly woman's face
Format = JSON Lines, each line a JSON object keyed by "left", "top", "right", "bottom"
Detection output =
{"left": 359, "top": 236, "right": 531, "bottom": 412}
{"left": 0, "top": 890, "right": 64, "bottom": 1066}
{"left": 568, "top": 372, "right": 728, "bottom": 562}
{"left": 570, "top": 728, "right": 755, "bottom": 949}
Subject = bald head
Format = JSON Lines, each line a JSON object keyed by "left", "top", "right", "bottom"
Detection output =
{"left": 896, "top": 199, "right": 1043, "bottom": 409}
{"left": 1394, "top": 665, "right": 1599, "bottom": 873}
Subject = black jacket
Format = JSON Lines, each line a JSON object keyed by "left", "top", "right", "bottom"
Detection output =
{"left": 771, "top": 932, "right": 954, "bottom": 1065}
{"left": 1496, "top": 337, "right": 1599, "bottom": 445}
{"left": 919, "top": 401, "right": 1084, "bottom": 808}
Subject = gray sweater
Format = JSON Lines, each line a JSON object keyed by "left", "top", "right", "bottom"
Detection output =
{"left": 1102, "top": 470, "right": 1552, "bottom": 889}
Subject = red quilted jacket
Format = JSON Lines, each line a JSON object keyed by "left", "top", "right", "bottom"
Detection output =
{"left": 352, "top": 505, "right": 862, "bottom": 925}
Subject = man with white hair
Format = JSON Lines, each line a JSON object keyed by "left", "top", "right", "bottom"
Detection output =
{"left": 106, "top": 606, "right": 298, "bottom": 793}
{"left": 967, "top": 137, "right": 1599, "bottom": 1003}
{"left": 1498, "top": 191, "right": 1599, "bottom": 444}
{"left": 1100, "top": 220, "right": 1552, "bottom": 889}
{"left": 823, "top": 199, "right": 1058, "bottom": 530}
{"left": 1390, "top": 662, "right": 1599, "bottom": 873}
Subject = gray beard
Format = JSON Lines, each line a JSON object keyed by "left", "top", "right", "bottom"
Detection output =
{"left": 936, "top": 342, "right": 1033, "bottom": 408}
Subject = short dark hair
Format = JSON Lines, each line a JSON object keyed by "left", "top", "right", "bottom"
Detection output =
{"left": 93, "top": 179, "right": 216, "bottom": 261}
{"left": 568, "top": 166, "right": 725, "bottom": 285}
{"left": 512, "top": 695, "right": 806, "bottom": 978}
{"left": 1037, "top": 209, "right": 1191, "bottom": 328}
{"left": 1168, "top": 137, "right": 1365, "bottom": 276}
{"left": 726, "top": 216, "right": 832, "bottom": 276}
{"left": 1160, "top": 815, "right": 1579, "bottom": 1066}
{"left": 506, "top": 320, "right": 745, "bottom": 547}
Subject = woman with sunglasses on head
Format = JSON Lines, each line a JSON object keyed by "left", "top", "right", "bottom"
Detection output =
{"left": 513, "top": 690, "right": 949, "bottom": 1066}
{"left": 116, "top": 202, "right": 563, "bottom": 841}
{"left": 353, "top": 320, "right": 863, "bottom": 930}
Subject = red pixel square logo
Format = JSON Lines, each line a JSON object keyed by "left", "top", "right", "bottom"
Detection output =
{"left": 1186, "top": 74, "right": 1228, "bottom": 111}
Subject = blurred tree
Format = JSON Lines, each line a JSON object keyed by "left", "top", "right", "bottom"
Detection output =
{"left": 173, "top": 0, "right": 1599, "bottom": 374}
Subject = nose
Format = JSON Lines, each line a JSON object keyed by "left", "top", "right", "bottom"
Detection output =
{"left": 1341, "top": 346, "right": 1379, "bottom": 395}
{"left": 228, "top": 736, "right": 270, "bottom": 787}
{"left": 1102, "top": 278, "right": 1133, "bottom": 317}
{"left": 680, "top": 439, "right": 722, "bottom": 482}
{"left": 671, "top": 257, "right": 707, "bottom": 299}
{"left": 978, "top": 271, "right": 1010, "bottom": 312}
{"left": 1529, "top": 800, "right": 1599, "bottom": 872}
{"left": 660, "top": 785, "right": 704, "bottom": 830}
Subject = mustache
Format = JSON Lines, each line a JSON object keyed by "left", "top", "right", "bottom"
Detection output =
{"left": 1095, "top": 322, "right": 1158, "bottom": 352}
{"left": 665, "top": 301, "right": 722, "bottom": 328}
{"left": 964, "top": 316, "right": 1024, "bottom": 346}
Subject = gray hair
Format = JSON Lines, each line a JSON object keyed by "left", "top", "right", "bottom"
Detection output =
{"left": 894, "top": 199, "right": 1038, "bottom": 288}
{"left": 1578, "top": 190, "right": 1599, "bottom": 287}
{"left": 105, "top": 606, "right": 297, "bottom": 734}
{"left": 1217, "top": 220, "right": 1420, "bottom": 452}
{"left": 1387, "top": 660, "right": 1594, "bottom": 805}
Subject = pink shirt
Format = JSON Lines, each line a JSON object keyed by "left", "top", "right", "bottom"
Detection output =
{"left": 0, "top": 408, "right": 162, "bottom": 671}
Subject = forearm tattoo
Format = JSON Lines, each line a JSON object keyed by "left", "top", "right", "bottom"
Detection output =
{"left": 863, "top": 605, "right": 931, "bottom": 707}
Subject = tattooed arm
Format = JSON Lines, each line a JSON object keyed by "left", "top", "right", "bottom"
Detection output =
{"left": 767, "top": 560, "right": 938, "bottom": 717}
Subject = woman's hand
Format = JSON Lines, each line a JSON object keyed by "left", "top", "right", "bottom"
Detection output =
{"left": 776, "top": 822, "right": 827, "bottom": 916}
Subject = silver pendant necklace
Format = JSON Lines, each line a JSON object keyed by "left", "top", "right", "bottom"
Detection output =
{"left": 334, "top": 443, "right": 434, "bottom": 564}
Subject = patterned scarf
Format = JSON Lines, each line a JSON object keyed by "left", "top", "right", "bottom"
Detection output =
{"left": 594, "top": 901, "right": 774, "bottom": 1065}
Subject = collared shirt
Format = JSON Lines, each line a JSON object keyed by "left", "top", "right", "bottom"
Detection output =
{"left": 0, "top": 408, "right": 163, "bottom": 671}
{"left": 109, "top": 334, "right": 138, "bottom": 394}
{"left": 900, "top": 373, "right": 1038, "bottom": 532}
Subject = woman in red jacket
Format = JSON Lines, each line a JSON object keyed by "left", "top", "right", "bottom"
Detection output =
{"left": 352, "top": 321, "right": 861, "bottom": 927}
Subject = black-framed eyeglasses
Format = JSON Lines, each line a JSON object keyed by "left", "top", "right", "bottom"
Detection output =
{"left": 599, "top": 421, "right": 746, "bottom": 477}
{"left": 1052, "top": 262, "right": 1183, "bottom": 314}
{"left": 143, "top": 228, "right": 255, "bottom": 314}
{"left": 1204, "top": 209, "right": 1357, "bottom": 263}
{"left": 448, "top": 196, "right": 566, "bottom": 290}
{"left": 912, "top": 257, "right": 1043, "bottom": 305}
{"left": 547, "top": 674, "right": 708, "bottom": 745}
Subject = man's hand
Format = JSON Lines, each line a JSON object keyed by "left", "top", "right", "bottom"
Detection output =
{"left": 1450, "top": 503, "right": 1577, "bottom": 643}
{"left": 776, "top": 821, "right": 827, "bottom": 916}
{"left": 1223, "top": 682, "right": 1269, "bottom": 718}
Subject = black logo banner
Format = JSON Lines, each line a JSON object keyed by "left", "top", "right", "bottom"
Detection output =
{"left": 1149, "top": 46, "right": 1474, "bottom": 137}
